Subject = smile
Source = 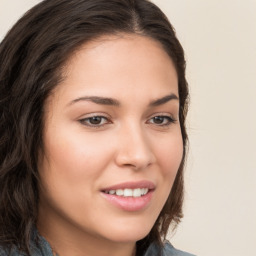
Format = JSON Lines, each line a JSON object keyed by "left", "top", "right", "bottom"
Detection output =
{"left": 101, "top": 181, "right": 155, "bottom": 211}
{"left": 103, "top": 188, "right": 149, "bottom": 197}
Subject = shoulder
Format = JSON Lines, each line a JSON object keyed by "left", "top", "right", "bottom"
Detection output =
{"left": 0, "top": 248, "right": 8, "bottom": 256}
{"left": 0, "top": 246, "right": 28, "bottom": 256}
{"left": 162, "top": 241, "right": 196, "bottom": 256}
{"left": 0, "top": 247, "right": 19, "bottom": 256}
{"left": 0, "top": 234, "right": 52, "bottom": 256}
{"left": 0, "top": 246, "right": 13, "bottom": 256}
{"left": 144, "top": 241, "right": 196, "bottom": 256}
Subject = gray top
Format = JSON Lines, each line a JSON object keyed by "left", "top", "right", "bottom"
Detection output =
{"left": 145, "top": 242, "right": 195, "bottom": 256}
{"left": 0, "top": 230, "right": 195, "bottom": 256}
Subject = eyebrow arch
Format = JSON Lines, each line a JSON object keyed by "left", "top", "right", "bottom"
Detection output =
{"left": 67, "top": 93, "right": 178, "bottom": 107}
{"left": 68, "top": 96, "right": 120, "bottom": 107}
{"left": 149, "top": 93, "right": 179, "bottom": 107}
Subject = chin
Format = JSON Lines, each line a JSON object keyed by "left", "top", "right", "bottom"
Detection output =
{"left": 99, "top": 220, "right": 154, "bottom": 243}
{"left": 106, "top": 231, "right": 149, "bottom": 243}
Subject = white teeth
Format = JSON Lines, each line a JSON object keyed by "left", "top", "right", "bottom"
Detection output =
{"left": 116, "top": 189, "right": 124, "bottom": 196}
{"left": 143, "top": 188, "right": 149, "bottom": 195}
{"left": 133, "top": 188, "right": 141, "bottom": 197}
{"left": 109, "top": 190, "right": 115, "bottom": 195}
{"left": 124, "top": 188, "right": 133, "bottom": 197}
{"left": 105, "top": 188, "right": 149, "bottom": 197}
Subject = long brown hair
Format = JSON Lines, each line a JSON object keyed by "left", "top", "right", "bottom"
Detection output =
{"left": 0, "top": 0, "right": 189, "bottom": 255}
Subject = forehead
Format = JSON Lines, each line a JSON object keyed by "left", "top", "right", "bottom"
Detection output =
{"left": 52, "top": 34, "right": 178, "bottom": 105}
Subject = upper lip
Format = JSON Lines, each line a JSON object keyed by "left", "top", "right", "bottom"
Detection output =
{"left": 101, "top": 180, "right": 156, "bottom": 191}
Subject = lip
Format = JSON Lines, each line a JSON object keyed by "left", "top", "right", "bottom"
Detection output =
{"left": 100, "top": 180, "right": 155, "bottom": 212}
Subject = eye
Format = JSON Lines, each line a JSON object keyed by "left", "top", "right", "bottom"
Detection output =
{"left": 79, "top": 115, "right": 110, "bottom": 127}
{"left": 148, "top": 115, "right": 176, "bottom": 126}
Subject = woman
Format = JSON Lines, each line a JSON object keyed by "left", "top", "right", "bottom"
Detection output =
{"left": 0, "top": 0, "right": 194, "bottom": 255}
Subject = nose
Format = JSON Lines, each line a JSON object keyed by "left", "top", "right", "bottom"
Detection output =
{"left": 114, "top": 124, "right": 156, "bottom": 171}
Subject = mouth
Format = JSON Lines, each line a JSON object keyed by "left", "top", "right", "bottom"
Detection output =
{"left": 103, "top": 188, "right": 150, "bottom": 197}
{"left": 100, "top": 181, "right": 155, "bottom": 211}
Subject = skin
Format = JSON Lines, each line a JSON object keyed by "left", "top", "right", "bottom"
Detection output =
{"left": 37, "top": 34, "right": 183, "bottom": 256}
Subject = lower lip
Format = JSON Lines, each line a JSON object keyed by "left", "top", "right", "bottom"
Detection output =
{"left": 101, "top": 191, "right": 153, "bottom": 212}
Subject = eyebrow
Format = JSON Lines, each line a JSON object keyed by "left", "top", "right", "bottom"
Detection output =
{"left": 68, "top": 93, "right": 179, "bottom": 107}
{"left": 149, "top": 93, "right": 179, "bottom": 107}
{"left": 69, "top": 96, "right": 120, "bottom": 106}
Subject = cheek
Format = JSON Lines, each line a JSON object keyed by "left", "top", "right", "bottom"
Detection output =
{"left": 43, "top": 128, "right": 112, "bottom": 182}
{"left": 145, "top": 131, "right": 183, "bottom": 222}
{"left": 156, "top": 133, "right": 183, "bottom": 178}
{"left": 38, "top": 129, "right": 116, "bottom": 220}
{"left": 38, "top": 128, "right": 113, "bottom": 215}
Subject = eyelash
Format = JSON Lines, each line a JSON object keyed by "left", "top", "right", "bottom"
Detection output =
{"left": 79, "top": 114, "right": 177, "bottom": 129}
{"left": 79, "top": 115, "right": 110, "bottom": 128}
{"left": 146, "top": 115, "right": 177, "bottom": 126}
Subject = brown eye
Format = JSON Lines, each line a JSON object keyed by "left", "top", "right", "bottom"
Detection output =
{"left": 148, "top": 115, "right": 176, "bottom": 126}
{"left": 89, "top": 116, "right": 103, "bottom": 125}
{"left": 79, "top": 116, "right": 109, "bottom": 127}
{"left": 153, "top": 116, "right": 165, "bottom": 124}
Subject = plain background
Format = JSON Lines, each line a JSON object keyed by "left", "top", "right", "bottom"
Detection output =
{"left": 0, "top": 0, "right": 255, "bottom": 255}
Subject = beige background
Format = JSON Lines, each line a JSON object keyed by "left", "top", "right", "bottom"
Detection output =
{"left": 1, "top": 0, "right": 255, "bottom": 255}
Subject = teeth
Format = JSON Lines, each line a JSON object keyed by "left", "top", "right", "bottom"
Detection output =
{"left": 116, "top": 189, "right": 124, "bottom": 196}
{"left": 142, "top": 188, "right": 149, "bottom": 195}
{"left": 105, "top": 188, "right": 149, "bottom": 197}
{"left": 123, "top": 188, "right": 133, "bottom": 197}
{"left": 133, "top": 188, "right": 141, "bottom": 197}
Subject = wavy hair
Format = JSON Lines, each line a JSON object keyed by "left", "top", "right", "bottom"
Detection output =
{"left": 0, "top": 0, "right": 189, "bottom": 255}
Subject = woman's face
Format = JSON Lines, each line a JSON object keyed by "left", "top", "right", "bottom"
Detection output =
{"left": 38, "top": 34, "right": 183, "bottom": 248}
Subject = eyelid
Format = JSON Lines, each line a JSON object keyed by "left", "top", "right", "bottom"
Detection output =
{"left": 77, "top": 112, "right": 178, "bottom": 129}
{"left": 77, "top": 111, "right": 111, "bottom": 119}
{"left": 147, "top": 112, "right": 177, "bottom": 120}
{"left": 78, "top": 113, "right": 112, "bottom": 128}
{"left": 146, "top": 113, "right": 177, "bottom": 126}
